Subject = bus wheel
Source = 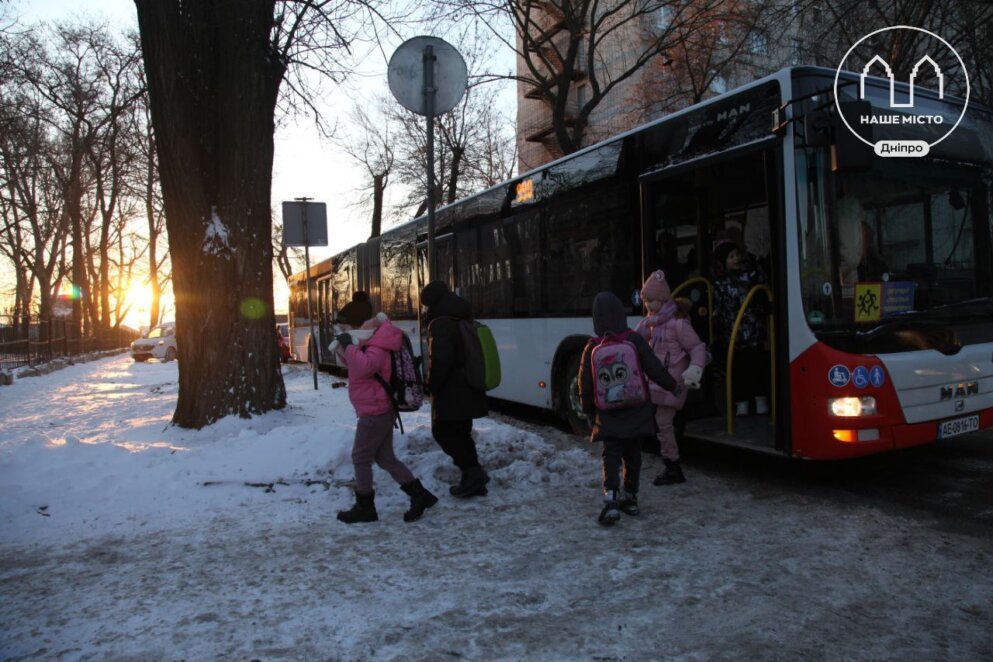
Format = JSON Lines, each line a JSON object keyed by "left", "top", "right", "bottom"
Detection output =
{"left": 559, "top": 351, "right": 592, "bottom": 437}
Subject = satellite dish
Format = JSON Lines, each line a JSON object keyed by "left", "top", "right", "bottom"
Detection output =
{"left": 388, "top": 36, "right": 467, "bottom": 116}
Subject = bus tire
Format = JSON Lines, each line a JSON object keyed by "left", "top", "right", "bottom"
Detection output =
{"left": 559, "top": 351, "right": 592, "bottom": 437}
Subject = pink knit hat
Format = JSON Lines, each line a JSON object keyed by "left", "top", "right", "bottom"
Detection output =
{"left": 641, "top": 270, "right": 672, "bottom": 303}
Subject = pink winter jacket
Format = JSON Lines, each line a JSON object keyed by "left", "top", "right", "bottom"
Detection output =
{"left": 635, "top": 304, "right": 708, "bottom": 409}
{"left": 337, "top": 320, "right": 403, "bottom": 417}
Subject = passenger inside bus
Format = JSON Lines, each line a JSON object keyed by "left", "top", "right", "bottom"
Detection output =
{"left": 836, "top": 195, "right": 865, "bottom": 295}
{"left": 857, "top": 220, "right": 889, "bottom": 281}
{"left": 712, "top": 242, "right": 770, "bottom": 417}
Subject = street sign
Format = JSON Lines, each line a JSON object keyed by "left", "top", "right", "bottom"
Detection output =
{"left": 387, "top": 36, "right": 467, "bottom": 117}
{"left": 387, "top": 36, "right": 468, "bottom": 283}
{"left": 282, "top": 201, "right": 328, "bottom": 247}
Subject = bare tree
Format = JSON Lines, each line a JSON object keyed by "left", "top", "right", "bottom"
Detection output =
{"left": 336, "top": 99, "right": 395, "bottom": 238}
{"left": 84, "top": 29, "right": 145, "bottom": 332}
{"left": 439, "top": 0, "right": 735, "bottom": 159}
{"left": 133, "top": 0, "right": 397, "bottom": 427}
{"left": 272, "top": 215, "right": 303, "bottom": 282}
{"left": 0, "top": 37, "right": 71, "bottom": 323}
{"left": 633, "top": 0, "right": 780, "bottom": 115}
{"left": 791, "top": 0, "right": 992, "bottom": 105}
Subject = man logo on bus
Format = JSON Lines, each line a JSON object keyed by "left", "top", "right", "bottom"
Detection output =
{"left": 834, "top": 26, "right": 970, "bottom": 158}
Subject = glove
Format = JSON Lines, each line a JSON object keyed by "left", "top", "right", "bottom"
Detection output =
{"left": 671, "top": 384, "right": 684, "bottom": 399}
{"left": 335, "top": 333, "right": 353, "bottom": 349}
{"left": 682, "top": 364, "right": 703, "bottom": 389}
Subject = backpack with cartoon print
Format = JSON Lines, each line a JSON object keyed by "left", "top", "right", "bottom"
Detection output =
{"left": 591, "top": 330, "right": 649, "bottom": 410}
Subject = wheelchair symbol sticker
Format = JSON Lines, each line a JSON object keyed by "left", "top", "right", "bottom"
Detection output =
{"left": 869, "top": 365, "right": 885, "bottom": 388}
{"left": 829, "top": 365, "right": 851, "bottom": 387}
{"left": 852, "top": 366, "right": 869, "bottom": 389}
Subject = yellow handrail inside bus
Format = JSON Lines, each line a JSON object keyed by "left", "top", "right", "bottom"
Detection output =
{"left": 670, "top": 276, "right": 714, "bottom": 345}
{"left": 725, "top": 284, "right": 775, "bottom": 435}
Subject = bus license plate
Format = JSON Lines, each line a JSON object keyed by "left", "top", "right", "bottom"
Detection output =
{"left": 938, "top": 415, "right": 980, "bottom": 439}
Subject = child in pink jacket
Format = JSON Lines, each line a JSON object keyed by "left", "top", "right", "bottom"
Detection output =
{"left": 334, "top": 313, "right": 437, "bottom": 524}
{"left": 635, "top": 270, "right": 708, "bottom": 486}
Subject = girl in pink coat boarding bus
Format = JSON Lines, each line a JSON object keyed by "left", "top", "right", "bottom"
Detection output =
{"left": 333, "top": 313, "right": 437, "bottom": 524}
{"left": 635, "top": 270, "right": 708, "bottom": 486}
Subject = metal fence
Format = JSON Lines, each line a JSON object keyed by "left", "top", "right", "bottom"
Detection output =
{"left": 0, "top": 316, "right": 139, "bottom": 372}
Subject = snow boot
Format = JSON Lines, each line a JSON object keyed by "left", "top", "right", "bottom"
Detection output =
{"left": 618, "top": 490, "right": 640, "bottom": 516}
{"left": 401, "top": 479, "right": 438, "bottom": 522}
{"left": 754, "top": 395, "right": 769, "bottom": 415}
{"left": 450, "top": 466, "right": 490, "bottom": 498}
{"left": 336, "top": 490, "right": 378, "bottom": 524}
{"left": 598, "top": 491, "right": 621, "bottom": 526}
{"left": 654, "top": 459, "right": 686, "bottom": 486}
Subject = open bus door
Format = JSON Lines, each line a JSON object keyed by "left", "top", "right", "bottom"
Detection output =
{"left": 639, "top": 142, "right": 790, "bottom": 456}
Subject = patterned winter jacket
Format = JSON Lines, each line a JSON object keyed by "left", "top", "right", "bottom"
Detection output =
{"left": 713, "top": 267, "right": 768, "bottom": 350}
{"left": 634, "top": 302, "right": 708, "bottom": 409}
{"left": 337, "top": 321, "right": 402, "bottom": 417}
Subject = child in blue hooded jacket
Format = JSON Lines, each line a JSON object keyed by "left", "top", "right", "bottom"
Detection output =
{"left": 579, "top": 291, "right": 682, "bottom": 526}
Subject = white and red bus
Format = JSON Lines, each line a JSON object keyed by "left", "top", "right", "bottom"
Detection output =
{"left": 289, "top": 66, "right": 993, "bottom": 459}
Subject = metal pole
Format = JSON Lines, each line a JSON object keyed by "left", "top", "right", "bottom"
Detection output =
{"left": 297, "top": 196, "right": 319, "bottom": 391}
{"left": 424, "top": 45, "right": 437, "bottom": 282}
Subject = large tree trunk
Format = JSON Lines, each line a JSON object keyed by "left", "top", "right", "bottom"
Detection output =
{"left": 135, "top": 0, "right": 287, "bottom": 428}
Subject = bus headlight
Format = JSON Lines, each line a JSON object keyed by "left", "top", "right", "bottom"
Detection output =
{"left": 829, "top": 396, "right": 877, "bottom": 417}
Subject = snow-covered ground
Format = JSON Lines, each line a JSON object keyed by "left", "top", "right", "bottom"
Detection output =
{"left": 1, "top": 355, "right": 992, "bottom": 660}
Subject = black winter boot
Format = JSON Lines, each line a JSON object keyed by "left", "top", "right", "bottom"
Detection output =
{"left": 450, "top": 466, "right": 490, "bottom": 498}
{"left": 654, "top": 459, "right": 686, "bottom": 486}
{"left": 401, "top": 479, "right": 439, "bottom": 522}
{"left": 337, "top": 490, "right": 378, "bottom": 524}
{"left": 598, "top": 491, "right": 621, "bottom": 526}
{"left": 618, "top": 490, "right": 640, "bottom": 516}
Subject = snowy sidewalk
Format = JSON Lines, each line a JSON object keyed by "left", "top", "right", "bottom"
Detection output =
{"left": 2, "top": 356, "right": 992, "bottom": 659}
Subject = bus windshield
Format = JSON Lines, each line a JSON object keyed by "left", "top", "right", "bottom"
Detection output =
{"left": 796, "top": 147, "right": 993, "bottom": 351}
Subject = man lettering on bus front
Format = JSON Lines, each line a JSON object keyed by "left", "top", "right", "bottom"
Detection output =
{"left": 420, "top": 281, "right": 490, "bottom": 498}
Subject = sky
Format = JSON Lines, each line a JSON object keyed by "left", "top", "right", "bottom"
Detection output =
{"left": 2, "top": 353, "right": 993, "bottom": 657}
{"left": 7, "top": 0, "right": 514, "bottom": 320}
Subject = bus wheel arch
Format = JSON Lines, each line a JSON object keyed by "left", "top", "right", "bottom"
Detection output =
{"left": 552, "top": 336, "right": 593, "bottom": 436}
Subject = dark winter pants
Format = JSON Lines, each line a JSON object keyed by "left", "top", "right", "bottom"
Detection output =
{"left": 431, "top": 418, "right": 481, "bottom": 471}
{"left": 731, "top": 346, "right": 771, "bottom": 402}
{"left": 601, "top": 438, "right": 642, "bottom": 496}
{"left": 352, "top": 411, "right": 415, "bottom": 493}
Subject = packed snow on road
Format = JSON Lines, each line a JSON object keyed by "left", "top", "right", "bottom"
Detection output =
{"left": 1, "top": 354, "right": 991, "bottom": 659}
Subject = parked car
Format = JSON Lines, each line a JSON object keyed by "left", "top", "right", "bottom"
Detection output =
{"left": 276, "top": 323, "right": 291, "bottom": 363}
{"left": 131, "top": 323, "right": 177, "bottom": 362}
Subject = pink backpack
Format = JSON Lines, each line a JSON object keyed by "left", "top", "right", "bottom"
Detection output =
{"left": 591, "top": 330, "right": 649, "bottom": 410}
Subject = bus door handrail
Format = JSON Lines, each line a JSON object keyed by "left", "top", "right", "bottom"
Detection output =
{"left": 725, "top": 284, "right": 776, "bottom": 435}
{"left": 670, "top": 276, "right": 714, "bottom": 346}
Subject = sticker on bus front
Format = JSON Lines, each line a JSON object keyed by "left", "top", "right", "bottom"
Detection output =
{"left": 869, "top": 366, "right": 886, "bottom": 388}
{"left": 829, "top": 365, "right": 851, "bottom": 387}
{"left": 852, "top": 366, "right": 870, "bottom": 389}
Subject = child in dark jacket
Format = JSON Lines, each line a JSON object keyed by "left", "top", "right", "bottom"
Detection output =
{"left": 579, "top": 292, "right": 682, "bottom": 526}
{"left": 334, "top": 313, "right": 437, "bottom": 524}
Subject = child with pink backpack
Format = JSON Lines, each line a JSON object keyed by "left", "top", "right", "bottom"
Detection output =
{"left": 578, "top": 292, "right": 682, "bottom": 526}
{"left": 635, "top": 270, "right": 709, "bottom": 486}
{"left": 333, "top": 313, "right": 437, "bottom": 524}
